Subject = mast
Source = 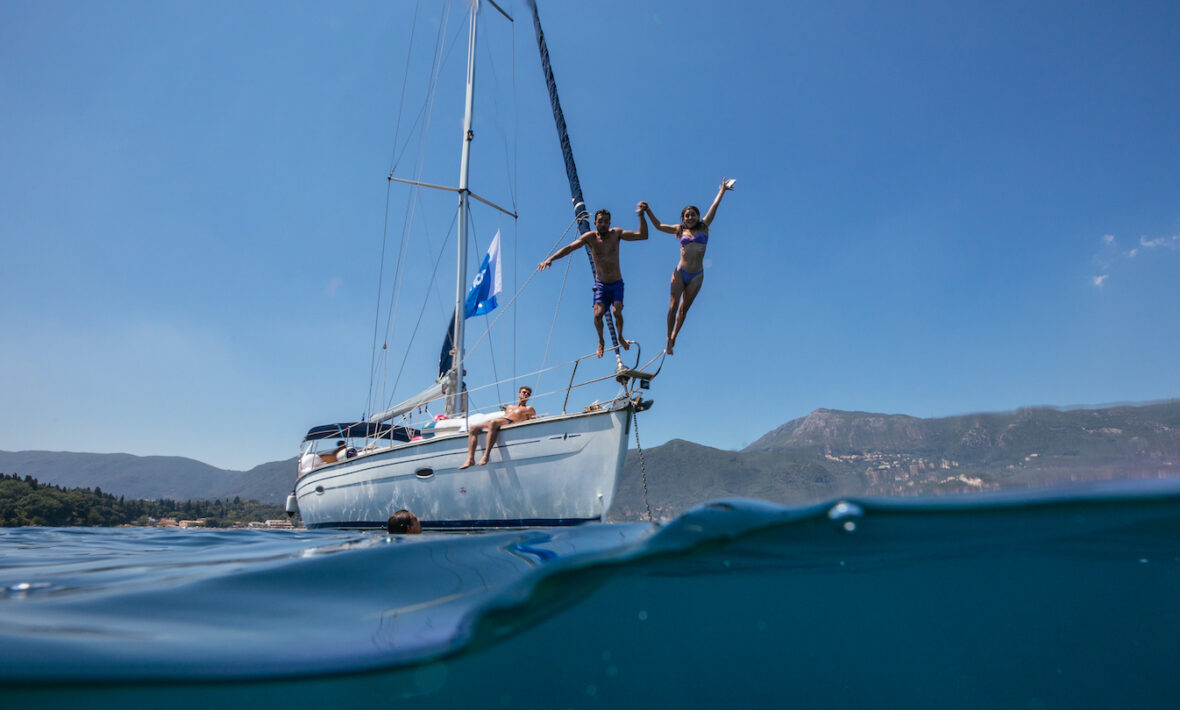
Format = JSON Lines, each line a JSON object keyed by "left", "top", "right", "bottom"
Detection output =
{"left": 447, "top": 0, "right": 480, "bottom": 416}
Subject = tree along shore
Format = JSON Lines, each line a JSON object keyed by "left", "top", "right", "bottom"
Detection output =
{"left": 0, "top": 472, "right": 294, "bottom": 527}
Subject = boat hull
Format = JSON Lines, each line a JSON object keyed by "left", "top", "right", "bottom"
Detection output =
{"left": 295, "top": 407, "right": 631, "bottom": 529}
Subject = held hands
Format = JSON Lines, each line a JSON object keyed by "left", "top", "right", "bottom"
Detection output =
{"left": 637, "top": 201, "right": 648, "bottom": 214}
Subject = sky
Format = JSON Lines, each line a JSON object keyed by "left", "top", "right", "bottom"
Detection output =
{"left": 2, "top": 0, "right": 1178, "bottom": 470}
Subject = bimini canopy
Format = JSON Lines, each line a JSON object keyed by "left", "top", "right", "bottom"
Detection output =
{"left": 302, "top": 422, "right": 417, "bottom": 442}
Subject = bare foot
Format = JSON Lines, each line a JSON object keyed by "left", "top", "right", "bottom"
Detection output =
{"left": 477, "top": 455, "right": 490, "bottom": 466}
{"left": 620, "top": 338, "right": 632, "bottom": 351}
{"left": 596, "top": 341, "right": 605, "bottom": 358}
{"left": 458, "top": 458, "right": 474, "bottom": 470}
{"left": 666, "top": 338, "right": 675, "bottom": 355}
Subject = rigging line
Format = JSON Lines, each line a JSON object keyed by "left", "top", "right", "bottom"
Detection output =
{"left": 458, "top": 200, "right": 510, "bottom": 407}
{"left": 632, "top": 408, "right": 655, "bottom": 522}
{"left": 512, "top": 218, "right": 517, "bottom": 389}
{"left": 476, "top": 18, "right": 518, "bottom": 213}
{"left": 535, "top": 250, "right": 573, "bottom": 395}
{"left": 486, "top": 0, "right": 513, "bottom": 21}
{"left": 438, "top": 8, "right": 531, "bottom": 389}
{"left": 378, "top": 178, "right": 422, "bottom": 408}
{"left": 386, "top": 0, "right": 420, "bottom": 175}
{"left": 465, "top": 214, "right": 579, "bottom": 356}
{"left": 389, "top": 3, "right": 470, "bottom": 178}
{"left": 382, "top": 348, "right": 629, "bottom": 428}
{"left": 423, "top": 205, "right": 454, "bottom": 323}
{"left": 372, "top": 5, "right": 440, "bottom": 417}
{"left": 461, "top": 354, "right": 600, "bottom": 400}
{"left": 632, "top": 349, "right": 668, "bottom": 380}
{"left": 389, "top": 103, "right": 429, "bottom": 174}
{"left": 379, "top": 6, "right": 453, "bottom": 407}
{"left": 387, "top": 211, "right": 458, "bottom": 406}
{"left": 401, "top": 8, "right": 476, "bottom": 407}
{"left": 370, "top": 2, "right": 428, "bottom": 415}
{"left": 390, "top": 2, "right": 450, "bottom": 177}
{"left": 541, "top": 215, "right": 584, "bottom": 258}
{"left": 511, "top": 18, "right": 519, "bottom": 390}
{"left": 463, "top": 365, "right": 561, "bottom": 397}
{"left": 376, "top": 3, "right": 451, "bottom": 409}
{"left": 392, "top": 5, "right": 469, "bottom": 171}
{"left": 511, "top": 15, "right": 519, "bottom": 212}
{"left": 526, "top": 0, "right": 622, "bottom": 364}
{"left": 367, "top": 180, "right": 397, "bottom": 418}
{"left": 405, "top": 2, "right": 456, "bottom": 321}
{"left": 561, "top": 364, "right": 631, "bottom": 390}
{"left": 433, "top": 8, "right": 472, "bottom": 98}
{"left": 462, "top": 209, "right": 493, "bottom": 410}
{"left": 485, "top": 311, "right": 501, "bottom": 407}
{"left": 405, "top": 345, "right": 624, "bottom": 420}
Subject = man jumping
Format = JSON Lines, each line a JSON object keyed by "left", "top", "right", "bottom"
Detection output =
{"left": 538, "top": 203, "right": 648, "bottom": 357}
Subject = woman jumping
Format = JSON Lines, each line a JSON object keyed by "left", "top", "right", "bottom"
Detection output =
{"left": 643, "top": 178, "right": 734, "bottom": 355}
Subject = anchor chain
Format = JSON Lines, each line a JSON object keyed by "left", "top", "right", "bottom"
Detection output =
{"left": 632, "top": 404, "right": 654, "bottom": 522}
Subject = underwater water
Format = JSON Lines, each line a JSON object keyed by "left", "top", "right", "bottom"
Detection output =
{"left": 2, "top": 479, "right": 1179, "bottom": 709}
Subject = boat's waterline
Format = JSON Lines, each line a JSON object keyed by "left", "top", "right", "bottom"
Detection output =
{"left": 296, "top": 407, "right": 632, "bottom": 529}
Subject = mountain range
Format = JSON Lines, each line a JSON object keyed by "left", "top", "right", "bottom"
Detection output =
{"left": 0, "top": 451, "right": 294, "bottom": 505}
{"left": 614, "top": 400, "right": 1180, "bottom": 518}
{"left": 4, "top": 400, "right": 1178, "bottom": 521}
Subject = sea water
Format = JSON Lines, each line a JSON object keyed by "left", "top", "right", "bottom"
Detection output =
{"left": 2, "top": 480, "right": 1179, "bottom": 709}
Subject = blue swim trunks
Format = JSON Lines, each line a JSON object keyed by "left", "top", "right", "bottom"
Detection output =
{"left": 592, "top": 279, "right": 624, "bottom": 306}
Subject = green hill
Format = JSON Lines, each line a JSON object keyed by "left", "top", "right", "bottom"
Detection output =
{"left": 611, "top": 400, "right": 1180, "bottom": 520}
{"left": 0, "top": 451, "right": 295, "bottom": 504}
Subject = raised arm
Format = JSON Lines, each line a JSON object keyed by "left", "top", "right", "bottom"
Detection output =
{"left": 702, "top": 178, "right": 734, "bottom": 226}
{"left": 538, "top": 233, "right": 589, "bottom": 271}
{"left": 643, "top": 203, "right": 679, "bottom": 234}
{"left": 618, "top": 202, "right": 650, "bottom": 242}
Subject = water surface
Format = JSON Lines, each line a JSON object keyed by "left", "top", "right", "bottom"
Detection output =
{"left": 3, "top": 479, "right": 1179, "bottom": 708}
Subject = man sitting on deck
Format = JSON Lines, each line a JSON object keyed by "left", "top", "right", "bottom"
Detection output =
{"left": 459, "top": 386, "right": 537, "bottom": 469}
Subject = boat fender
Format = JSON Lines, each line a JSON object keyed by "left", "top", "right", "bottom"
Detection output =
{"left": 285, "top": 492, "right": 298, "bottom": 518}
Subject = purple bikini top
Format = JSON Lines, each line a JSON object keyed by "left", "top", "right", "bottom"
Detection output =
{"left": 679, "top": 231, "right": 709, "bottom": 247}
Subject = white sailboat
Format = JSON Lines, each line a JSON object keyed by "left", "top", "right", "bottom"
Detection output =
{"left": 290, "top": 0, "right": 656, "bottom": 529}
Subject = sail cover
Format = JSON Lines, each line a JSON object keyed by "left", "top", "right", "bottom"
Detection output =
{"left": 527, "top": 1, "right": 590, "bottom": 239}
{"left": 369, "top": 380, "right": 447, "bottom": 424}
{"left": 439, "top": 310, "right": 456, "bottom": 379}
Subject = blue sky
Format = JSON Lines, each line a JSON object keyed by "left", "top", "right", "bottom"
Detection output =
{"left": 2, "top": 0, "right": 1178, "bottom": 470}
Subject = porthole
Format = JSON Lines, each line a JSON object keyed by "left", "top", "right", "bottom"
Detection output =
{"left": 314, "top": 485, "right": 325, "bottom": 494}
{"left": 415, "top": 467, "right": 434, "bottom": 479}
